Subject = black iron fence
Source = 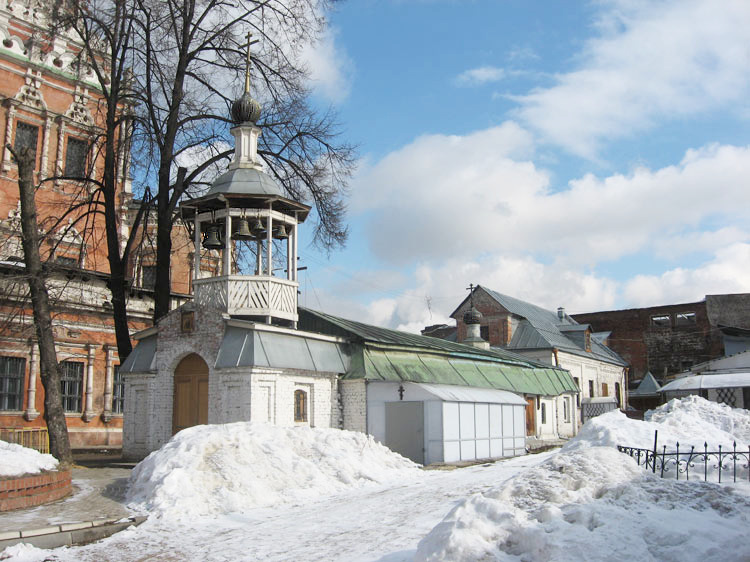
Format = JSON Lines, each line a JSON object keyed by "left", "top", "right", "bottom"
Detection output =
{"left": 617, "top": 430, "right": 750, "bottom": 483}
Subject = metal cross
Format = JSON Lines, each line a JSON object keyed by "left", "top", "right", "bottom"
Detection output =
{"left": 466, "top": 283, "right": 475, "bottom": 306}
{"left": 398, "top": 384, "right": 405, "bottom": 400}
{"left": 241, "top": 32, "right": 260, "bottom": 94}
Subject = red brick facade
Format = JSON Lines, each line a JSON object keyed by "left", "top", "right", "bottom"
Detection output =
{"left": 0, "top": 5, "right": 193, "bottom": 450}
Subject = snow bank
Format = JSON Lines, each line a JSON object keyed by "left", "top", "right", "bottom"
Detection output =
{"left": 417, "top": 397, "right": 750, "bottom": 561}
{"left": 565, "top": 395, "right": 750, "bottom": 452}
{"left": 416, "top": 447, "right": 750, "bottom": 561}
{"left": 0, "top": 440, "right": 57, "bottom": 477}
{"left": 126, "top": 422, "right": 419, "bottom": 519}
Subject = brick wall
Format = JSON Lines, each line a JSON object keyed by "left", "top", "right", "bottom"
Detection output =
{"left": 573, "top": 301, "right": 723, "bottom": 382}
{"left": 0, "top": 469, "right": 71, "bottom": 511}
{"left": 340, "top": 379, "right": 367, "bottom": 433}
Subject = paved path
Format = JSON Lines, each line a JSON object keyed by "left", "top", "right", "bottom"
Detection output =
{"left": 0, "top": 464, "right": 133, "bottom": 533}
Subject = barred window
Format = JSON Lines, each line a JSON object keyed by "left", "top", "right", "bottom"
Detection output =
{"left": 294, "top": 389, "right": 307, "bottom": 422}
{"left": 14, "top": 122, "right": 38, "bottom": 162}
{"left": 541, "top": 402, "right": 547, "bottom": 424}
{"left": 0, "top": 356, "right": 25, "bottom": 411}
{"left": 112, "top": 365, "right": 124, "bottom": 414}
{"left": 141, "top": 265, "right": 157, "bottom": 289}
{"left": 60, "top": 361, "right": 83, "bottom": 413}
{"left": 64, "top": 137, "right": 88, "bottom": 177}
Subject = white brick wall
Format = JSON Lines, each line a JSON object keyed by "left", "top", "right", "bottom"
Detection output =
{"left": 123, "top": 304, "right": 342, "bottom": 459}
{"left": 340, "top": 379, "right": 367, "bottom": 433}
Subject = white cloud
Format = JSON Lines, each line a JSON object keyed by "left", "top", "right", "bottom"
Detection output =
{"left": 352, "top": 119, "right": 750, "bottom": 269}
{"left": 623, "top": 243, "right": 750, "bottom": 307}
{"left": 455, "top": 66, "right": 505, "bottom": 86}
{"left": 514, "top": 0, "right": 750, "bottom": 157}
{"left": 301, "top": 27, "right": 354, "bottom": 104}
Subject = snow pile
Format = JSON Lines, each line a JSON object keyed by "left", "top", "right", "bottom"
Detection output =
{"left": 646, "top": 395, "right": 750, "bottom": 444}
{"left": 566, "top": 395, "right": 750, "bottom": 452}
{"left": 416, "top": 397, "right": 750, "bottom": 561}
{"left": 0, "top": 440, "right": 57, "bottom": 477}
{"left": 126, "top": 422, "right": 419, "bottom": 519}
{"left": 416, "top": 446, "right": 750, "bottom": 561}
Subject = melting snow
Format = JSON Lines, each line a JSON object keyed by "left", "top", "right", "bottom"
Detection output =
{"left": 0, "top": 440, "right": 57, "bottom": 477}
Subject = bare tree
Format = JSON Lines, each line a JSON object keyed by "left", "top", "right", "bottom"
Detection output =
{"left": 8, "top": 145, "right": 73, "bottom": 466}
{"left": 59, "top": 0, "right": 355, "bottom": 343}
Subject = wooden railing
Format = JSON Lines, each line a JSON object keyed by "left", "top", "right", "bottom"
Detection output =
{"left": 193, "top": 275, "right": 298, "bottom": 320}
{"left": 0, "top": 427, "right": 49, "bottom": 454}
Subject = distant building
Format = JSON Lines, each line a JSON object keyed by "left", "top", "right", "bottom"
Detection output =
{"left": 572, "top": 294, "right": 750, "bottom": 385}
{"left": 447, "top": 286, "right": 628, "bottom": 439}
{"left": 661, "top": 351, "right": 750, "bottom": 409}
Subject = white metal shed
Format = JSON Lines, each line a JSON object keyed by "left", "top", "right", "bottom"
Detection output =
{"left": 367, "top": 381, "right": 527, "bottom": 465}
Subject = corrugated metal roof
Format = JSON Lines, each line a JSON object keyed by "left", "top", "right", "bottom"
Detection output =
{"left": 479, "top": 287, "right": 628, "bottom": 367}
{"left": 299, "top": 308, "right": 548, "bottom": 368}
{"left": 120, "top": 335, "right": 156, "bottom": 373}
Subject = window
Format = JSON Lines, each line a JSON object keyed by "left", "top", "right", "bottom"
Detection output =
{"left": 141, "top": 265, "right": 157, "bottom": 289}
{"left": 64, "top": 137, "right": 88, "bottom": 177}
{"left": 615, "top": 382, "right": 621, "bottom": 408}
{"left": 588, "top": 380, "right": 594, "bottom": 397}
{"left": 584, "top": 330, "right": 591, "bottom": 352}
{"left": 602, "top": 382, "right": 609, "bottom": 396}
{"left": 112, "top": 365, "right": 124, "bottom": 414}
{"left": 650, "top": 314, "right": 671, "bottom": 328}
{"left": 675, "top": 312, "right": 696, "bottom": 327}
{"left": 541, "top": 402, "right": 546, "bottom": 424}
{"left": 480, "top": 325, "right": 489, "bottom": 341}
{"left": 14, "top": 122, "right": 38, "bottom": 162}
{"left": 0, "top": 356, "right": 25, "bottom": 411}
{"left": 573, "top": 377, "right": 580, "bottom": 407}
{"left": 294, "top": 389, "right": 307, "bottom": 422}
{"left": 55, "top": 255, "right": 78, "bottom": 267}
{"left": 60, "top": 361, "right": 83, "bottom": 413}
{"left": 563, "top": 398, "right": 570, "bottom": 422}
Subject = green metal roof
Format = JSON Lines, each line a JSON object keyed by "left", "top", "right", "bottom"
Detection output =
{"left": 299, "top": 308, "right": 578, "bottom": 396}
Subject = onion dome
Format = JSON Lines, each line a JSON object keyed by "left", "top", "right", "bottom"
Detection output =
{"left": 463, "top": 306, "right": 482, "bottom": 325}
{"left": 231, "top": 91, "right": 261, "bottom": 125}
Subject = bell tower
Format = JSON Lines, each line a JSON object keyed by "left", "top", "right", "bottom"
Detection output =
{"left": 180, "top": 34, "right": 310, "bottom": 326}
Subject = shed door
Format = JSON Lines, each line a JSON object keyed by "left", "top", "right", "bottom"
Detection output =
{"left": 525, "top": 397, "right": 536, "bottom": 436}
{"left": 173, "top": 354, "right": 209, "bottom": 434}
{"left": 385, "top": 402, "right": 424, "bottom": 464}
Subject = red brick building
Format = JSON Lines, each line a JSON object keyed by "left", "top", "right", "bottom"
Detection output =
{"left": 572, "top": 294, "right": 750, "bottom": 386}
{"left": 0, "top": 3, "right": 195, "bottom": 450}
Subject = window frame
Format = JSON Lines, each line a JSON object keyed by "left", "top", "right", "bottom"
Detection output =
{"left": 60, "top": 360, "right": 84, "bottom": 413}
{"left": 13, "top": 121, "right": 39, "bottom": 165}
{"left": 0, "top": 356, "right": 25, "bottom": 411}
{"left": 675, "top": 312, "right": 697, "bottom": 327}
{"left": 650, "top": 314, "right": 671, "bottom": 328}
{"left": 112, "top": 364, "right": 124, "bottom": 415}
{"left": 294, "top": 389, "right": 307, "bottom": 423}
{"left": 63, "top": 136, "right": 89, "bottom": 178}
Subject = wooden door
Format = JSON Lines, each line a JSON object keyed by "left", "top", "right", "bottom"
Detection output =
{"left": 525, "top": 396, "right": 536, "bottom": 436}
{"left": 172, "top": 354, "right": 209, "bottom": 434}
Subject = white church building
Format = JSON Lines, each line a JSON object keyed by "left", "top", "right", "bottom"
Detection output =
{"left": 120, "top": 62, "right": 578, "bottom": 465}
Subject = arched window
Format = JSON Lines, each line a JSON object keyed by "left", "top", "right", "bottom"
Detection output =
{"left": 541, "top": 402, "right": 547, "bottom": 425}
{"left": 294, "top": 389, "right": 307, "bottom": 422}
{"left": 563, "top": 398, "right": 569, "bottom": 422}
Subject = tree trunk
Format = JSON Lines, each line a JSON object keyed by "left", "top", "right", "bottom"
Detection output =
{"left": 12, "top": 146, "right": 73, "bottom": 466}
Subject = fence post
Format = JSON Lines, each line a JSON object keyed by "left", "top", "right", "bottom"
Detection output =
{"left": 652, "top": 430, "right": 658, "bottom": 474}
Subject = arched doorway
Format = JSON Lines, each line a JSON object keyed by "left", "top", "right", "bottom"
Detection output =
{"left": 172, "top": 354, "right": 209, "bottom": 434}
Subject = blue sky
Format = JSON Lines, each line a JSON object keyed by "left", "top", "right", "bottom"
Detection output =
{"left": 295, "top": 0, "right": 750, "bottom": 332}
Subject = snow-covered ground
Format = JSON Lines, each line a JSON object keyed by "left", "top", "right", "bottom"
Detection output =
{"left": 0, "top": 440, "right": 57, "bottom": 477}
{"left": 4, "top": 397, "right": 750, "bottom": 562}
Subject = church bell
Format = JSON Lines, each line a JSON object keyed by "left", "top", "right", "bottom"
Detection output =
{"left": 202, "top": 225, "right": 223, "bottom": 249}
{"left": 232, "top": 218, "right": 254, "bottom": 240}
{"left": 273, "top": 224, "right": 289, "bottom": 239}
